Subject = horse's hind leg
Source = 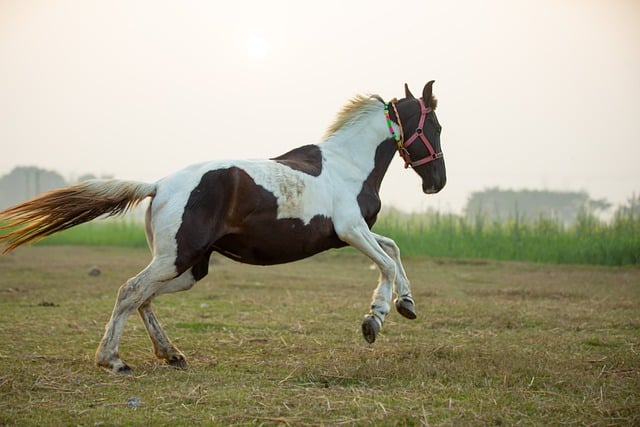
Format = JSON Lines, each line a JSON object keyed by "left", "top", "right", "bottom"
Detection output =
{"left": 95, "top": 258, "right": 175, "bottom": 374}
{"left": 138, "top": 269, "right": 197, "bottom": 368}
{"left": 138, "top": 301, "right": 187, "bottom": 368}
{"left": 372, "top": 233, "right": 417, "bottom": 320}
{"left": 135, "top": 202, "right": 192, "bottom": 368}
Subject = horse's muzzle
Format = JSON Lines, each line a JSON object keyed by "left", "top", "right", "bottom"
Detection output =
{"left": 423, "top": 179, "right": 446, "bottom": 194}
{"left": 422, "top": 185, "right": 442, "bottom": 194}
{"left": 422, "top": 173, "right": 446, "bottom": 194}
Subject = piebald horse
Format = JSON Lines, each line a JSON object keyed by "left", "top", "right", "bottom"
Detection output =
{"left": 0, "top": 81, "right": 446, "bottom": 374}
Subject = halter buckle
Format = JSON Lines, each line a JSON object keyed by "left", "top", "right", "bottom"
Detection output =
{"left": 398, "top": 147, "right": 412, "bottom": 169}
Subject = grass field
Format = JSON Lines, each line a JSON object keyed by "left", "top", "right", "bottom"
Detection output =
{"left": 0, "top": 246, "right": 638, "bottom": 425}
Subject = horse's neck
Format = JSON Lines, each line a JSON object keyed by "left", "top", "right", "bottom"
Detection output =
{"left": 321, "top": 108, "right": 394, "bottom": 180}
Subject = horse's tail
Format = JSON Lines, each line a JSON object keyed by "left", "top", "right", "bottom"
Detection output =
{"left": 0, "top": 179, "right": 156, "bottom": 253}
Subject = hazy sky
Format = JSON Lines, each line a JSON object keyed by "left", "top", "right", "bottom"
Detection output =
{"left": 1, "top": 0, "right": 639, "bottom": 213}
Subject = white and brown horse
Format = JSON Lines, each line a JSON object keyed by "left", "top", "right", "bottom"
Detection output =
{"left": 0, "top": 81, "right": 446, "bottom": 374}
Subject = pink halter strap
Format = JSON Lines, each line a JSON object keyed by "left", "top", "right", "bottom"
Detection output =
{"left": 399, "top": 98, "right": 443, "bottom": 168}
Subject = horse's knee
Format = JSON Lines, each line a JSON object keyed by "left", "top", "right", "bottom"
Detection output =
{"left": 383, "top": 240, "right": 400, "bottom": 257}
{"left": 378, "top": 257, "right": 397, "bottom": 282}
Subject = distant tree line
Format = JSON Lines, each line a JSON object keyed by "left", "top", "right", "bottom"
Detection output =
{"left": 465, "top": 187, "right": 613, "bottom": 225}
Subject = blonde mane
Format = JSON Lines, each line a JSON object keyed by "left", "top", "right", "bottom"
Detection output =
{"left": 323, "top": 94, "right": 383, "bottom": 139}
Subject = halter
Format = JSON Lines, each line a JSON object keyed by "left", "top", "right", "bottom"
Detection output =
{"left": 384, "top": 98, "right": 443, "bottom": 169}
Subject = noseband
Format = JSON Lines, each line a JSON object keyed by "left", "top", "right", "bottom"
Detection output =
{"left": 384, "top": 98, "right": 443, "bottom": 169}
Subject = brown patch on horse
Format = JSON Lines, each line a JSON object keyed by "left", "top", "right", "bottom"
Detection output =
{"left": 357, "top": 140, "right": 397, "bottom": 228}
{"left": 174, "top": 167, "right": 345, "bottom": 275}
{"left": 271, "top": 144, "right": 323, "bottom": 177}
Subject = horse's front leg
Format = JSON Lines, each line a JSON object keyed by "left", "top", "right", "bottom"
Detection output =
{"left": 337, "top": 223, "right": 396, "bottom": 343}
{"left": 372, "top": 232, "right": 417, "bottom": 320}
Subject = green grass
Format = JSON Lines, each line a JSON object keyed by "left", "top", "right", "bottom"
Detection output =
{"left": 36, "top": 219, "right": 148, "bottom": 248}
{"left": 0, "top": 246, "right": 638, "bottom": 426}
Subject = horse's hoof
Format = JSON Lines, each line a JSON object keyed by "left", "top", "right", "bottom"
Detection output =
{"left": 116, "top": 364, "right": 133, "bottom": 375}
{"left": 361, "top": 315, "right": 380, "bottom": 344}
{"left": 167, "top": 355, "right": 188, "bottom": 369}
{"left": 395, "top": 297, "right": 417, "bottom": 320}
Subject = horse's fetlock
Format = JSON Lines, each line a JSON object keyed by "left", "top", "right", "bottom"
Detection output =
{"left": 371, "top": 303, "right": 390, "bottom": 316}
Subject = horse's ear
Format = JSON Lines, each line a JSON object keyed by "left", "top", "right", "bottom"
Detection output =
{"left": 404, "top": 83, "right": 415, "bottom": 99}
{"left": 423, "top": 80, "right": 435, "bottom": 107}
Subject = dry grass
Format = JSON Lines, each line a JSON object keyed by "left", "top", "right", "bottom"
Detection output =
{"left": 0, "top": 246, "right": 638, "bottom": 426}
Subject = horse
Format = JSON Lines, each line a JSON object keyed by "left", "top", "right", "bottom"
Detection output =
{"left": 0, "top": 81, "right": 446, "bottom": 374}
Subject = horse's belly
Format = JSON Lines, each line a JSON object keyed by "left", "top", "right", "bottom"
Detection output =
{"left": 213, "top": 216, "right": 346, "bottom": 265}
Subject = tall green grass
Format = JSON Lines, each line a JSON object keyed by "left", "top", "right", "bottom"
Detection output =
{"left": 35, "top": 219, "right": 148, "bottom": 248}
{"left": 25, "top": 208, "right": 640, "bottom": 266}
{"left": 373, "top": 208, "right": 640, "bottom": 265}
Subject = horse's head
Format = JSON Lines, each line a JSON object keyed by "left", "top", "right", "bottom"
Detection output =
{"left": 388, "top": 81, "right": 446, "bottom": 194}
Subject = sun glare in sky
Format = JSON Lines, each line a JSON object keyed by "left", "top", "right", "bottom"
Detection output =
{"left": 246, "top": 33, "right": 270, "bottom": 60}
